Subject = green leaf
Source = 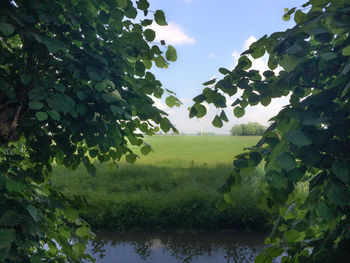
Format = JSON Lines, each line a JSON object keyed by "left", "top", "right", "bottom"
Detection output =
{"left": 30, "top": 254, "right": 42, "bottom": 263}
{"left": 317, "top": 201, "right": 333, "bottom": 221}
{"left": 77, "top": 91, "right": 87, "bottom": 101}
{"left": 110, "top": 105, "right": 124, "bottom": 115}
{"left": 279, "top": 55, "right": 298, "bottom": 72}
{"left": 268, "top": 171, "right": 287, "bottom": 189}
{"left": 166, "top": 45, "right": 177, "bottom": 62}
{"left": 189, "top": 106, "right": 197, "bottom": 118}
{"left": 320, "top": 52, "right": 337, "bottom": 61}
{"left": 193, "top": 103, "right": 206, "bottom": 118}
{"left": 20, "top": 74, "right": 32, "bottom": 85}
{"left": 154, "top": 56, "right": 167, "bottom": 68}
{"left": 160, "top": 118, "right": 170, "bottom": 132}
{"left": 325, "top": 182, "right": 348, "bottom": 206}
{"left": 219, "top": 68, "right": 231, "bottom": 75}
{"left": 42, "top": 38, "right": 64, "bottom": 53}
{"left": 249, "top": 41, "right": 266, "bottom": 59}
{"left": 137, "top": 0, "right": 150, "bottom": 10}
{"left": 342, "top": 45, "right": 350, "bottom": 56}
{"left": 0, "top": 229, "right": 15, "bottom": 249}
{"left": 125, "top": 153, "right": 137, "bottom": 164}
{"left": 283, "top": 13, "right": 290, "bottom": 21}
{"left": 286, "top": 43, "right": 303, "bottom": 54}
{"left": 212, "top": 115, "right": 223, "bottom": 128}
{"left": 220, "top": 110, "right": 228, "bottom": 122}
{"left": 332, "top": 162, "right": 348, "bottom": 184}
{"left": 110, "top": 9, "right": 123, "bottom": 21}
{"left": 0, "top": 22, "right": 14, "bottom": 36}
{"left": 143, "top": 59, "right": 152, "bottom": 69}
{"left": 233, "top": 106, "right": 245, "bottom": 118}
{"left": 202, "top": 78, "right": 216, "bottom": 86}
{"left": 216, "top": 199, "right": 230, "bottom": 211}
{"left": 268, "top": 56, "right": 278, "bottom": 70}
{"left": 35, "top": 111, "right": 48, "bottom": 121}
{"left": 89, "top": 149, "right": 98, "bottom": 158}
{"left": 284, "top": 130, "right": 312, "bottom": 147}
{"left": 116, "top": 0, "right": 128, "bottom": 8}
{"left": 261, "top": 96, "right": 271, "bottom": 106}
{"left": 223, "top": 192, "right": 235, "bottom": 205}
{"left": 275, "top": 152, "right": 296, "bottom": 171}
{"left": 341, "top": 82, "right": 350, "bottom": 98}
{"left": 254, "top": 252, "right": 272, "bottom": 263}
{"left": 47, "top": 109, "right": 61, "bottom": 120}
{"left": 73, "top": 243, "right": 86, "bottom": 257}
{"left": 165, "top": 96, "right": 178, "bottom": 108}
{"left": 140, "top": 144, "right": 151, "bottom": 155}
{"left": 124, "top": 5, "right": 137, "bottom": 19}
{"left": 76, "top": 226, "right": 90, "bottom": 238}
{"left": 287, "top": 168, "right": 303, "bottom": 183}
{"left": 193, "top": 94, "right": 206, "bottom": 103}
{"left": 144, "top": 29, "right": 156, "bottom": 41}
{"left": 0, "top": 210, "right": 22, "bottom": 226}
{"left": 29, "top": 101, "right": 44, "bottom": 110}
{"left": 64, "top": 207, "right": 79, "bottom": 222}
{"left": 76, "top": 103, "right": 87, "bottom": 115}
{"left": 82, "top": 157, "right": 96, "bottom": 176}
{"left": 283, "top": 230, "right": 305, "bottom": 243}
{"left": 154, "top": 10, "right": 167, "bottom": 26}
{"left": 86, "top": 66, "right": 103, "bottom": 81}
{"left": 234, "top": 158, "right": 249, "bottom": 168}
{"left": 218, "top": 175, "right": 235, "bottom": 193}
{"left": 294, "top": 10, "right": 306, "bottom": 23}
{"left": 5, "top": 179, "right": 26, "bottom": 193}
{"left": 236, "top": 56, "right": 252, "bottom": 70}
{"left": 26, "top": 205, "right": 43, "bottom": 222}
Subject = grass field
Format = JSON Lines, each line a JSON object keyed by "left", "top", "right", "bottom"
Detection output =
{"left": 52, "top": 135, "right": 270, "bottom": 231}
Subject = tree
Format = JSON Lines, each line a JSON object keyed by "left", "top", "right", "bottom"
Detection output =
{"left": 0, "top": 0, "right": 178, "bottom": 261}
{"left": 191, "top": 0, "right": 350, "bottom": 262}
{"left": 230, "top": 125, "right": 243, "bottom": 136}
{"left": 230, "top": 122, "right": 265, "bottom": 136}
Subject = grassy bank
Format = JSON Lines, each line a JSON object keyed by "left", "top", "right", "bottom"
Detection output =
{"left": 52, "top": 135, "right": 270, "bottom": 231}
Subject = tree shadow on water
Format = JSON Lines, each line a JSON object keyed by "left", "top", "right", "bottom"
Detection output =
{"left": 88, "top": 231, "right": 266, "bottom": 263}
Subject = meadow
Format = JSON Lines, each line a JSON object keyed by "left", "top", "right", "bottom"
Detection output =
{"left": 52, "top": 135, "right": 270, "bottom": 231}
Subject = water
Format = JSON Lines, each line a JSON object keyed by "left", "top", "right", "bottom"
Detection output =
{"left": 87, "top": 231, "right": 266, "bottom": 263}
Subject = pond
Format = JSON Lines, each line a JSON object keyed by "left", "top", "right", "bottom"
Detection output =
{"left": 87, "top": 231, "right": 267, "bottom": 263}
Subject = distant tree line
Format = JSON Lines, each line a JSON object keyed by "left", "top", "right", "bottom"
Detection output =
{"left": 230, "top": 122, "right": 265, "bottom": 136}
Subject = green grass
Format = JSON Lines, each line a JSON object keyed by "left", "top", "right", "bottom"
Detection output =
{"left": 52, "top": 135, "right": 270, "bottom": 231}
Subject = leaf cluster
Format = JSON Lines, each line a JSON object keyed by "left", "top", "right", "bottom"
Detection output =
{"left": 0, "top": 0, "right": 177, "bottom": 261}
{"left": 194, "top": 0, "right": 350, "bottom": 262}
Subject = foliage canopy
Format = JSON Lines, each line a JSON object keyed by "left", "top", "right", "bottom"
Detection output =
{"left": 191, "top": 0, "right": 350, "bottom": 262}
{"left": 0, "top": 0, "right": 179, "bottom": 261}
{"left": 230, "top": 122, "right": 265, "bottom": 136}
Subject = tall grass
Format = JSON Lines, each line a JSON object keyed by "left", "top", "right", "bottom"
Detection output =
{"left": 52, "top": 135, "right": 270, "bottom": 231}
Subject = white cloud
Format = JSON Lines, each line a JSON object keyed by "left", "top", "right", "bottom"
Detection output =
{"left": 243, "top": 35, "right": 257, "bottom": 50}
{"left": 148, "top": 22, "right": 195, "bottom": 46}
{"left": 232, "top": 51, "right": 240, "bottom": 61}
{"left": 208, "top": 53, "right": 215, "bottom": 59}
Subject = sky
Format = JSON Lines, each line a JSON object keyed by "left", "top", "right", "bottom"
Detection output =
{"left": 145, "top": 0, "right": 306, "bottom": 134}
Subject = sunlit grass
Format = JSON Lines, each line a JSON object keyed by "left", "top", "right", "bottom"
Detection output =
{"left": 52, "top": 135, "right": 270, "bottom": 231}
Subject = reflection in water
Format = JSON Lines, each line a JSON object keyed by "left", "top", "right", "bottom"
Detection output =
{"left": 88, "top": 231, "right": 267, "bottom": 263}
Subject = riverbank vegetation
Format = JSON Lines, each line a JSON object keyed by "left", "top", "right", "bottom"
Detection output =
{"left": 52, "top": 136, "right": 270, "bottom": 231}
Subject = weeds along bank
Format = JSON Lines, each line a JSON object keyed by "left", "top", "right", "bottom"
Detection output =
{"left": 52, "top": 136, "right": 271, "bottom": 231}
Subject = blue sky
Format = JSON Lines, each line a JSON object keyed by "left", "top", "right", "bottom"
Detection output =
{"left": 145, "top": 0, "right": 306, "bottom": 134}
